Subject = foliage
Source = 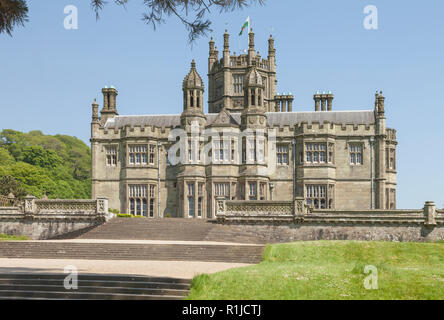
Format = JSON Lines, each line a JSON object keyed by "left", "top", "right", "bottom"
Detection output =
{"left": 0, "top": 233, "right": 29, "bottom": 241}
{"left": 0, "top": 174, "right": 26, "bottom": 198}
{"left": 0, "top": 129, "right": 91, "bottom": 199}
{"left": 108, "top": 208, "right": 120, "bottom": 214}
{"left": 187, "top": 241, "right": 444, "bottom": 300}
{"left": 1, "top": 0, "right": 264, "bottom": 42}
{"left": 116, "top": 213, "right": 145, "bottom": 218}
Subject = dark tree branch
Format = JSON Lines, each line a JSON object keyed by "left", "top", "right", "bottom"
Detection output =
{"left": 0, "top": 0, "right": 29, "bottom": 36}
{"left": 92, "top": 0, "right": 265, "bottom": 43}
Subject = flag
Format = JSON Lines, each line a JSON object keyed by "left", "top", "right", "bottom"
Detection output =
{"left": 239, "top": 17, "right": 250, "bottom": 36}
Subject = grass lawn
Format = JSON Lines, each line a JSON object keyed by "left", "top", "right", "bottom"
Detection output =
{"left": 187, "top": 241, "right": 444, "bottom": 300}
{"left": 0, "top": 234, "right": 29, "bottom": 241}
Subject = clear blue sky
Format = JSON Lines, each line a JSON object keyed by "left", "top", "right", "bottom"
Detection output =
{"left": 1, "top": 0, "right": 443, "bottom": 208}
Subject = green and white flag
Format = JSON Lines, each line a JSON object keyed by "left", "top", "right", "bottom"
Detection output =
{"left": 239, "top": 17, "right": 251, "bottom": 36}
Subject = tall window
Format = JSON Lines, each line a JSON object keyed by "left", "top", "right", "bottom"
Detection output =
{"left": 248, "top": 182, "right": 257, "bottom": 200}
{"left": 249, "top": 139, "right": 256, "bottom": 162}
{"left": 129, "top": 145, "right": 148, "bottom": 165}
{"left": 149, "top": 144, "right": 155, "bottom": 164}
{"left": 350, "top": 144, "right": 363, "bottom": 165}
{"left": 233, "top": 75, "right": 244, "bottom": 94}
{"left": 187, "top": 183, "right": 195, "bottom": 217}
{"left": 277, "top": 145, "right": 289, "bottom": 165}
{"left": 259, "top": 183, "right": 266, "bottom": 200}
{"left": 106, "top": 146, "right": 117, "bottom": 166}
{"left": 386, "top": 148, "right": 396, "bottom": 170}
{"left": 149, "top": 185, "right": 155, "bottom": 218}
{"left": 128, "top": 185, "right": 148, "bottom": 216}
{"left": 328, "top": 143, "right": 334, "bottom": 163}
{"left": 306, "top": 185, "right": 328, "bottom": 209}
{"left": 213, "top": 140, "right": 229, "bottom": 162}
{"left": 257, "top": 138, "right": 265, "bottom": 163}
{"left": 306, "top": 143, "right": 327, "bottom": 164}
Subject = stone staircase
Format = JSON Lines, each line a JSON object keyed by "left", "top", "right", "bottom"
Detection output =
{"left": 67, "top": 218, "right": 267, "bottom": 244}
{"left": 0, "top": 241, "right": 264, "bottom": 263}
{"left": 0, "top": 273, "right": 190, "bottom": 300}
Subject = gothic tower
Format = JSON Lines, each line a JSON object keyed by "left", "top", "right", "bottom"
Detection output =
{"left": 208, "top": 30, "right": 277, "bottom": 113}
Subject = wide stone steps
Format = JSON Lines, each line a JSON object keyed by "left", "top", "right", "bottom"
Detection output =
{"left": 0, "top": 273, "right": 190, "bottom": 300}
{"left": 0, "top": 242, "right": 264, "bottom": 263}
{"left": 69, "top": 218, "right": 266, "bottom": 244}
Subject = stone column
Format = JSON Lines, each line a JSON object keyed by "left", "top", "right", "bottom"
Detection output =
{"left": 424, "top": 201, "right": 437, "bottom": 227}
{"left": 288, "top": 99, "right": 293, "bottom": 112}
{"left": 24, "top": 195, "right": 37, "bottom": 216}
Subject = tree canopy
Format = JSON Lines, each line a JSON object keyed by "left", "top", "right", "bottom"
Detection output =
{"left": 0, "top": 129, "right": 91, "bottom": 199}
{"left": 1, "top": 0, "right": 264, "bottom": 42}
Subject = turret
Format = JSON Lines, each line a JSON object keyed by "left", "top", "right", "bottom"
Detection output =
{"left": 100, "top": 86, "right": 119, "bottom": 125}
{"left": 223, "top": 30, "right": 230, "bottom": 68}
{"left": 248, "top": 29, "right": 256, "bottom": 66}
{"left": 181, "top": 60, "right": 206, "bottom": 129}
{"left": 208, "top": 37, "right": 217, "bottom": 72}
{"left": 268, "top": 35, "right": 276, "bottom": 72}
{"left": 374, "top": 91, "right": 387, "bottom": 209}
{"left": 241, "top": 61, "right": 266, "bottom": 130}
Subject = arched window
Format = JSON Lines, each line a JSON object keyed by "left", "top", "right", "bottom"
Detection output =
{"left": 190, "top": 91, "right": 194, "bottom": 107}
{"left": 258, "top": 90, "right": 262, "bottom": 106}
{"left": 251, "top": 90, "right": 256, "bottom": 106}
{"left": 197, "top": 95, "right": 200, "bottom": 109}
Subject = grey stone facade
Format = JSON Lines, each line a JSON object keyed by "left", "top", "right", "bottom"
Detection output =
{"left": 90, "top": 31, "right": 397, "bottom": 218}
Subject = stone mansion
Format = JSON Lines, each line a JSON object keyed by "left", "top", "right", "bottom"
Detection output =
{"left": 90, "top": 30, "right": 397, "bottom": 218}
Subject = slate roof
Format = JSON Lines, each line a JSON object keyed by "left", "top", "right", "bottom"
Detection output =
{"left": 104, "top": 110, "right": 375, "bottom": 129}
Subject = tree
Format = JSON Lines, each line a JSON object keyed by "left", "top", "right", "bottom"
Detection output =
{"left": 0, "top": 174, "right": 26, "bottom": 198}
{"left": 19, "top": 145, "right": 63, "bottom": 169}
{"left": 0, "top": 0, "right": 264, "bottom": 42}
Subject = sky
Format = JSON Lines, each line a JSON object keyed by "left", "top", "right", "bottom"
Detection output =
{"left": 0, "top": 0, "right": 443, "bottom": 209}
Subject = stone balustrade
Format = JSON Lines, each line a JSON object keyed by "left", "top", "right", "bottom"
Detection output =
{"left": 0, "top": 197, "right": 113, "bottom": 239}
{"left": 216, "top": 198, "right": 443, "bottom": 228}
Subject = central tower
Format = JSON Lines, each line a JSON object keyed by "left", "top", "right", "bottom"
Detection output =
{"left": 208, "top": 30, "right": 277, "bottom": 113}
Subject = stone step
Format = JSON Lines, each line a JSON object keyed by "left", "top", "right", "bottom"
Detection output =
{"left": 68, "top": 218, "right": 266, "bottom": 244}
{"left": 0, "top": 289, "right": 184, "bottom": 300}
{"left": 0, "top": 273, "right": 189, "bottom": 300}
{"left": 0, "top": 242, "right": 264, "bottom": 263}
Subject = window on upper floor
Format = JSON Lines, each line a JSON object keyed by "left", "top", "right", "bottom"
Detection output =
{"left": 106, "top": 146, "right": 117, "bottom": 167}
{"left": 349, "top": 143, "right": 363, "bottom": 165}
{"left": 128, "top": 145, "right": 148, "bottom": 165}
{"left": 213, "top": 139, "right": 229, "bottom": 163}
{"left": 233, "top": 75, "right": 244, "bottom": 94}
{"left": 306, "top": 143, "right": 327, "bottom": 164}
{"left": 386, "top": 148, "right": 396, "bottom": 170}
{"left": 149, "top": 144, "right": 155, "bottom": 164}
{"left": 277, "top": 144, "right": 289, "bottom": 165}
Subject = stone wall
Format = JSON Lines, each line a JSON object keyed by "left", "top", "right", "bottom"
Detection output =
{"left": 0, "top": 196, "right": 114, "bottom": 239}
{"left": 216, "top": 198, "right": 444, "bottom": 242}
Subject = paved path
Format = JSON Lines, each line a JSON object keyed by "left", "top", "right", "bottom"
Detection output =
{"left": 0, "top": 258, "right": 251, "bottom": 280}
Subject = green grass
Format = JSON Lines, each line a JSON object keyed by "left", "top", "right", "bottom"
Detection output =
{"left": 187, "top": 241, "right": 444, "bottom": 300}
{"left": 116, "top": 213, "right": 145, "bottom": 218}
{"left": 0, "top": 233, "right": 29, "bottom": 241}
